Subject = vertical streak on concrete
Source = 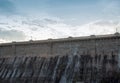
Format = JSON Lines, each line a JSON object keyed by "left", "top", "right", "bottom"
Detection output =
{"left": 94, "top": 39, "right": 97, "bottom": 56}
{"left": 50, "top": 42, "right": 53, "bottom": 56}
{"left": 12, "top": 43, "right": 16, "bottom": 56}
{"left": 0, "top": 46, "right": 1, "bottom": 57}
{"left": 118, "top": 46, "right": 120, "bottom": 68}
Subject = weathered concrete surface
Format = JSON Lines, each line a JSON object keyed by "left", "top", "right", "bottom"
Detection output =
{"left": 0, "top": 54, "right": 120, "bottom": 83}
{"left": 0, "top": 34, "right": 120, "bottom": 83}
{"left": 0, "top": 34, "right": 120, "bottom": 57}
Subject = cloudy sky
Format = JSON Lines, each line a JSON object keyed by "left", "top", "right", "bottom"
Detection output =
{"left": 0, "top": 0, "right": 120, "bottom": 42}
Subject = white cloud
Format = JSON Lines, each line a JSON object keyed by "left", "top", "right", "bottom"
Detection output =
{"left": 0, "top": 15, "right": 119, "bottom": 43}
{"left": 0, "top": 39, "right": 8, "bottom": 43}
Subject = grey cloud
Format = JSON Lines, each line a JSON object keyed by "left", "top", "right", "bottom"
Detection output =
{"left": 94, "top": 21, "right": 119, "bottom": 26}
{"left": 0, "top": 29, "right": 26, "bottom": 41}
{"left": 43, "top": 18, "right": 58, "bottom": 24}
{"left": 21, "top": 18, "right": 60, "bottom": 31}
{"left": 22, "top": 18, "right": 58, "bottom": 25}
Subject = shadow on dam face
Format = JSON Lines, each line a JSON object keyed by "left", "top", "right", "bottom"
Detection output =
{"left": 0, "top": 54, "right": 120, "bottom": 83}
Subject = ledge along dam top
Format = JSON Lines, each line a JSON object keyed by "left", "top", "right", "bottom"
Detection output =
{"left": 0, "top": 33, "right": 120, "bottom": 57}
{"left": 0, "top": 33, "right": 120, "bottom": 83}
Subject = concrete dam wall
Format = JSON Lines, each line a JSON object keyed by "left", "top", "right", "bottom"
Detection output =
{"left": 0, "top": 34, "right": 120, "bottom": 57}
{"left": 0, "top": 33, "right": 120, "bottom": 83}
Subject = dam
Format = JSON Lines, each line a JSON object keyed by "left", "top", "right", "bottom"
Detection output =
{"left": 0, "top": 33, "right": 120, "bottom": 83}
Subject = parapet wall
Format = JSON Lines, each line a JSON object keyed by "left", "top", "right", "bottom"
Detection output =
{"left": 0, "top": 34, "right": 120, "bottom": 57}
